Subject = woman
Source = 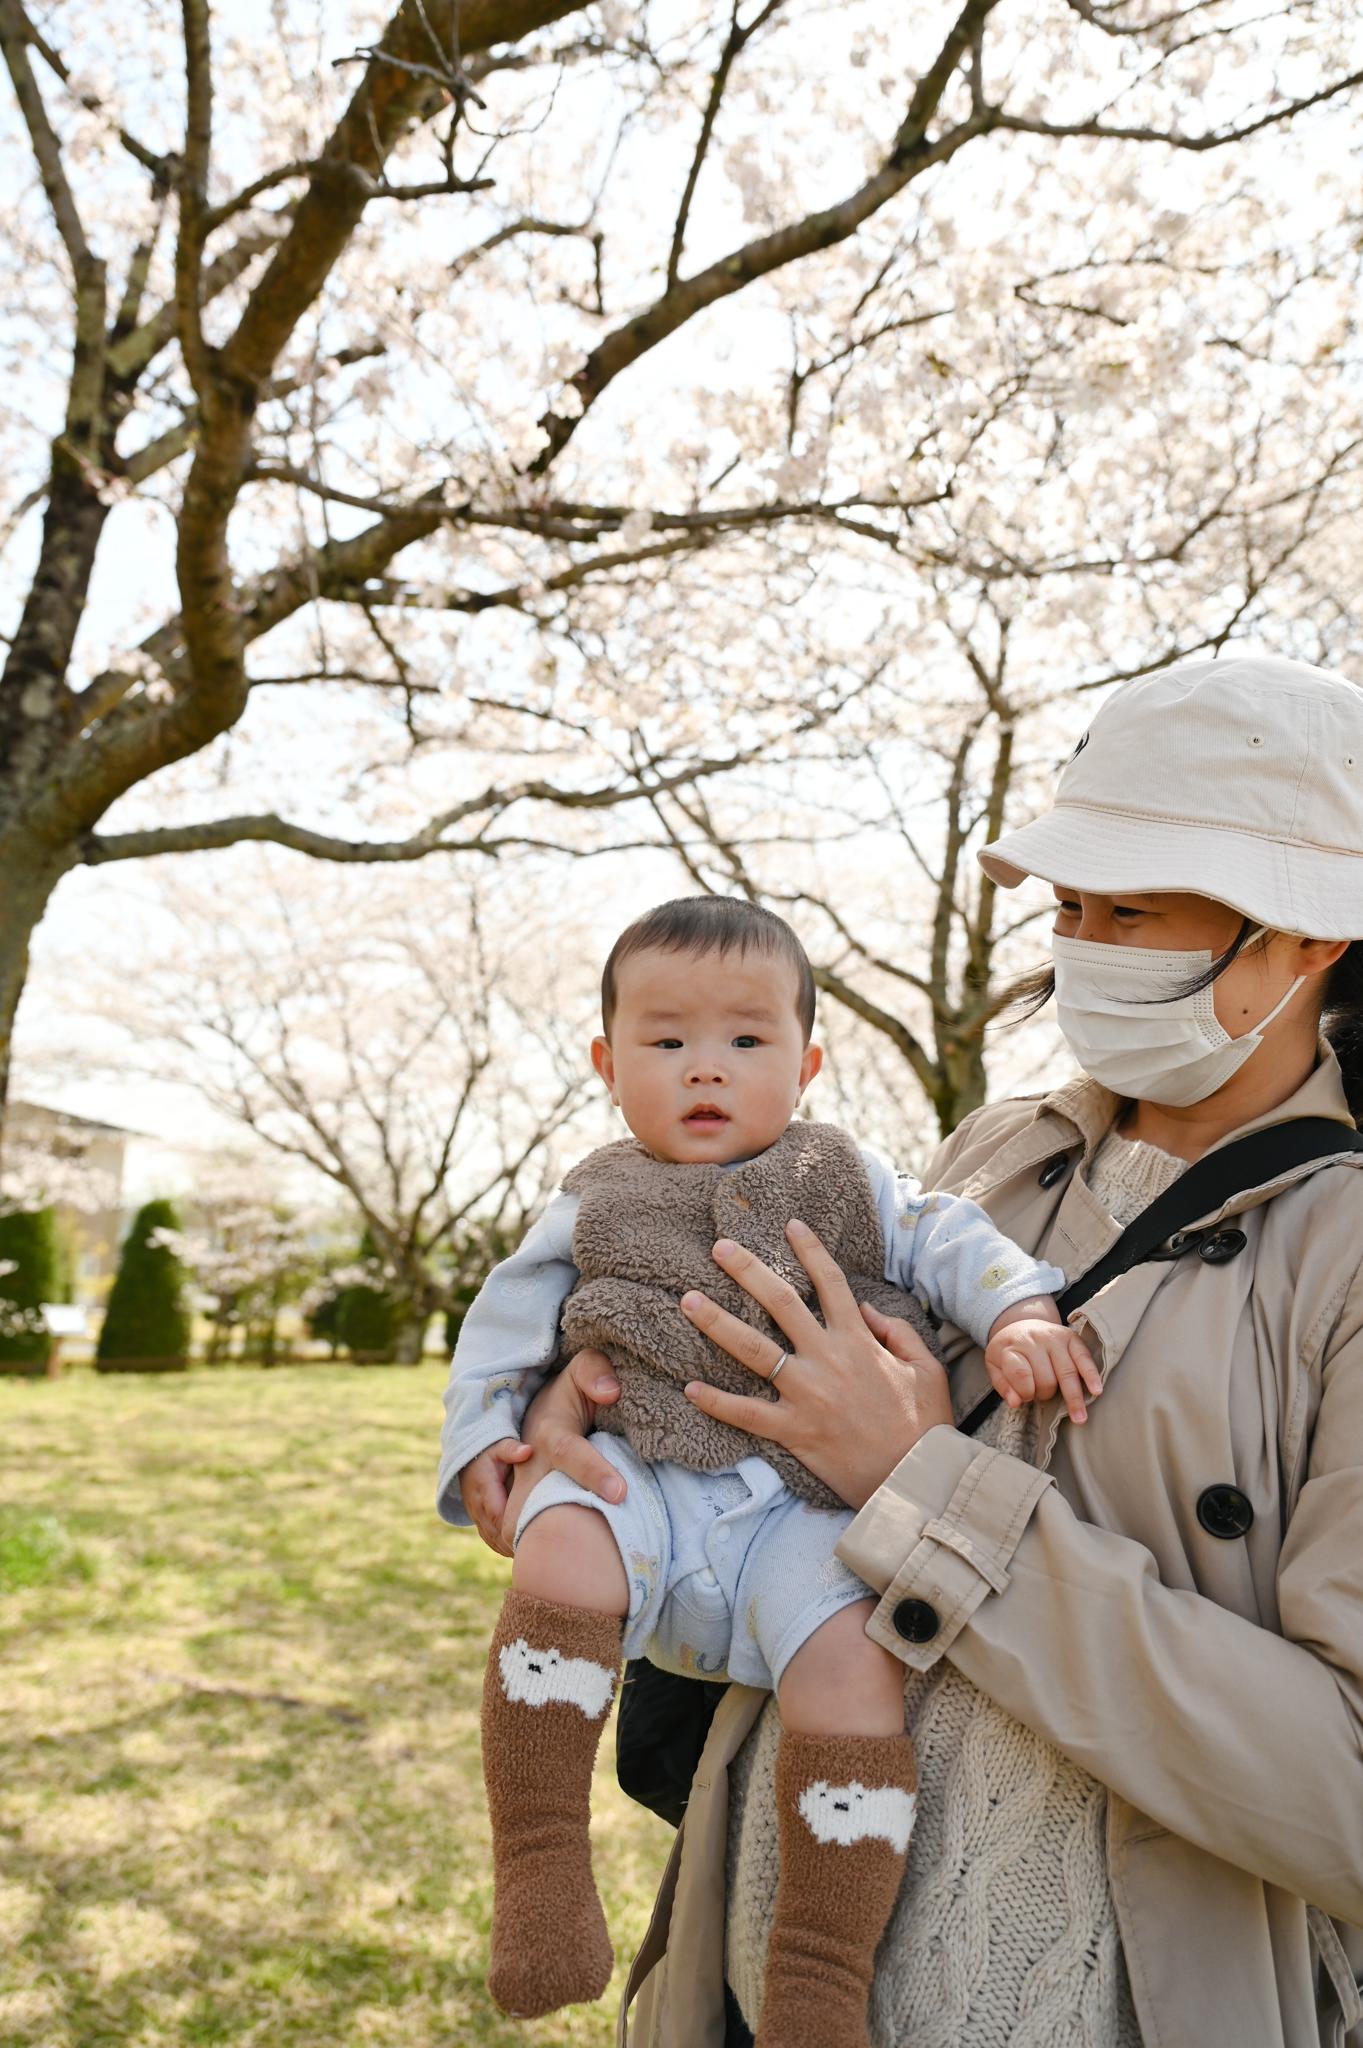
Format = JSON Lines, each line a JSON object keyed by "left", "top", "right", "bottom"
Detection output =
{"left": 503, "top": 652, "right": 1363, "bottom": 2048}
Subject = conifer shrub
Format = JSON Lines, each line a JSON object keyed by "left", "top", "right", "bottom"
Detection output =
{"left": 96, "top": 1198, "right": 192, "bottom": 1373}
{"left": 306, "top": 1289, "right": 343, "bottom": 1358}
{"left": 336, "top": 1280, "right": 398, "bottom": 1361}
{"left": 0, "top": 1208, "right": 59, "bottom": 1374}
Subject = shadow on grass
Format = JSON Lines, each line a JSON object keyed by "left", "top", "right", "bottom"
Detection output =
{"left": 0, "top": 1366, "right": 671, "bottom": 2047}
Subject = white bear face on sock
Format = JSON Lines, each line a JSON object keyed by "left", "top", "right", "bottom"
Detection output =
{"left": 798, "top": 1780, "right": 917, "bottom": 1854}
{"left": 498, "top": 1637, "right": 616, "bottom": 1718}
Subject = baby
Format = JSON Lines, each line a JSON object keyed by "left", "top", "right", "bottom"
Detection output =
{"left": 439, "top": 898, "right": 1100, "bottom": 2046}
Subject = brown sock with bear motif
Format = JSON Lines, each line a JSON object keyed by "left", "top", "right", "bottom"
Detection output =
{"left": 754, "top": 1729, "right": 918, "bottom": 2048}
{"left": 480, "top": 1589, "right": 623, "bottom": 2018}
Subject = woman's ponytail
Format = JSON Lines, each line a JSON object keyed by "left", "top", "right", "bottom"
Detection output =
{"left": 1322, "top": 942, "right": 1363, "bottom": 1128}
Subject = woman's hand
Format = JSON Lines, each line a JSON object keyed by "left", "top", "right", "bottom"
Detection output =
{"left": 501, "top": 1350, "right": 626, "bottom": 1542}
{"left": 680, "top": 1220, "right": 955, "bottom": 1510}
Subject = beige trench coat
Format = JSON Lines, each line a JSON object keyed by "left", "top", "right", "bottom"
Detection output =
{"left": 619, "top": 1050, "right": 1363, "bottom": 2048}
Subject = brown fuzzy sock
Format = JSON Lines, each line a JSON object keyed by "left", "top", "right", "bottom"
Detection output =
{"left": 754, "top": 1729, "right": 918, "bottom": 2048}
{"left": 480, "top": 1589, "right": 623, "bottom": 2018}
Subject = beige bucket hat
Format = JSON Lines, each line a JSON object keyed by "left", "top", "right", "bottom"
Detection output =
{"left": 978, "top": 653, "right": 1363, "bottom": 939}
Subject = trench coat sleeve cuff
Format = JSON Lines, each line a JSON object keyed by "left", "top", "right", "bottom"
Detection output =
{"left": 834, "top": 1426, "right": 1054, "bottom": 1670}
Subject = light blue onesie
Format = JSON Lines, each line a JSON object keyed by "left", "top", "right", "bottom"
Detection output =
{"left": 439, "top": 1148, "right": 1062, "bottom": 1688}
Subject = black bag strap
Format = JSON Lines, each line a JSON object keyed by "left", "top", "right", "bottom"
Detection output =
{"left": 960, "top": 1115, "right": 1363, "bottom": 1439}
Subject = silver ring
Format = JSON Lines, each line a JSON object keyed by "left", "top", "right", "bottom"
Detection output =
{"left": 767, "top": 1351, "right": 788, "bottom": 1385}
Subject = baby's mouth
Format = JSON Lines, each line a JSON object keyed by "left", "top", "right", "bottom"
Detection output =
{"left": 683, "top": 1105, "right": 729, "bottom": 1127}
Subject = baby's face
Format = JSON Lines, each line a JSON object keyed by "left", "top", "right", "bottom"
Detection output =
{"left": 592, "top": 945, "right": 821, "bottom": 1164}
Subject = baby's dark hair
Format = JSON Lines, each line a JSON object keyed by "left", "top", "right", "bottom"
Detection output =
{"left": 601, "top": 897, "right": 817, "bottom": 1041}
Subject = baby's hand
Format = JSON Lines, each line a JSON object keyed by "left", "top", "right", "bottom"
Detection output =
{"left": 984, "top": 1297, "right": 1103, "bottom": 1425}
{"left": 459, "top": 1437, "right": 534, "bottom": 1557}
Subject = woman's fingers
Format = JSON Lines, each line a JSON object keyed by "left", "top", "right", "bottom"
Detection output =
{"left": 519, "top": 1360, "right": 627, "bottom": 1503}
{"left": 683, "top": 1377, "right": 790, "bottom": 1441}
{"left": 565, "top": 1347, "right": 621, "bottom": 1405}
{"left": 680, "top": 1287, "right": 788, "bottom": 1379}
{"left": 783, "top": 1219, "right": 865, "bottom": 1328}
{"left": 858, "top": 1301, "right": 941, "bottom": 1368}
{"left": 539, "top": 1424, "right": 626, "bottom": 1503}
{"left": 705, "top": 1238, "right": 823, "bottom": 1350}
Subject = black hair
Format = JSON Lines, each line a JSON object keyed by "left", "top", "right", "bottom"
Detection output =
{"left": 1323, "top": 942, "right": 1363, "bottom": 1124}
{"left": 1003, "top": 921, "right": 1363, "bottom": 1128}
{"left": 601, "top": 896, "right": 817, "bottom": 1042}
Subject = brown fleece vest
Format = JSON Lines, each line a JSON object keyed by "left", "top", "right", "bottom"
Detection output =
{"left": 560, "top": 1121, "right": 939, "bottom": 1511}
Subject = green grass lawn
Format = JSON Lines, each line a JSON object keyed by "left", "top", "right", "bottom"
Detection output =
{"left": 0, "top": 1365, "right": 672, "bottom": 2047}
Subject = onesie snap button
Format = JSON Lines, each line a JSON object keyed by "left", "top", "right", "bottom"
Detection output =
{"left": 1196, "top": 1484, "right": 1255, "bottom": 1539}
{"left": 1038, "top": 1154, "right": 1070, "bottom": 1190}
{"left": 1198, "top": 1228, "right": 1247, "bottom": 1264}
{"left": 892, "top": 1597, "right": 940, "bottom": 1644}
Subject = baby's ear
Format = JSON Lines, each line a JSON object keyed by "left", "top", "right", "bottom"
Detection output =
{"left": 590, "top": 1035, "right": 617, "bottom": 1099}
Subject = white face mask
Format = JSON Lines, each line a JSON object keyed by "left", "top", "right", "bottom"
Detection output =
{"left": 1051, "top": 931, "right": 1305, "bottom": 1107}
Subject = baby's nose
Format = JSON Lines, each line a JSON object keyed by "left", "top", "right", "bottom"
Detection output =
{"left": 686, "top": 1056, "right": 727, "bottom": 1084}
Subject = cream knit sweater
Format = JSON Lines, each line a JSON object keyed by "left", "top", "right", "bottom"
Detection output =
{"left": 724, "top": 1133, "right": 1183, "bottom": 2047}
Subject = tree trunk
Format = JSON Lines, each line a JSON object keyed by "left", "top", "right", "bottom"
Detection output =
{"left": 392, "top": 1311, "right": 428, "bottom": 1365}
{"left": 933, "top": 1030, "right": 989, "bottom": 1139}
{"left": 0, "top": 841, "right": 73, "bottom": 1138}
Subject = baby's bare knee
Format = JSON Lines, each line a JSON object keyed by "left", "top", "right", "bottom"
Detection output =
{"left": 779, "top": 1600, "right": 903, "bottom": 1736}
{"left": 512, "top": 1503, "right": 629, "bottom": 1616}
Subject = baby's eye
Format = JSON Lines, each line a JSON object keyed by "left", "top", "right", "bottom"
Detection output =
{"left": 653, "top": 1038, "right": 683, "bottom": 1050}
{"left": 732, "top": 1035, "right": 760, "bottom": 1049}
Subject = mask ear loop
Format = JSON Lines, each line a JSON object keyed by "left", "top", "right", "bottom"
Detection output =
{"left": 1230, "top": 930, "right": 1305, "bottom": 1041}
{"left": 1247, "top": 973, "right": 1306, "bottom": 1038}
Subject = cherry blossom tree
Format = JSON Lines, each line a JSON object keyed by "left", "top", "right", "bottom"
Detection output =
{"left": 90, "top": 866, "right": 602, "bottom": 1360}
{"left": 642, "top": 159, "right": 1363, "bottom": 1134}
{"left": 4, "top": 0, "right": 1362, "bottom": 1147}
{"left": 156, "top": 1160, "right": 324, "bottom": 1361}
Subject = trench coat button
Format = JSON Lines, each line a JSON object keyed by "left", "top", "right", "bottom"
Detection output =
{"left": 1038, "top": 1153, "right": 1070, "bottom": 1189}
{"left": 892, "top": 1597, "right": 941, "bottom": 1644}
{"left": 1196, "top": 1484, "right": 1255, "bottom": 1539}
{"left": 1198, "top": 1228, "right": 1247, "bottom": 1264}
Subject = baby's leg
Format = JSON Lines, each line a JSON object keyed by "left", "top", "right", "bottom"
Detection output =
{"left": 779, "top": 1597, "right": 906, "bottom": 1736}
{"left": 482, "top": 1504, "right": 628, "bottom": 2017}
{"left": 756, "top": 1602, "right": 916, "bottom": 2048}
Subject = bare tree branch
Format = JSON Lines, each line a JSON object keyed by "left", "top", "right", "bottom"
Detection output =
{"left": 449, "top": 213, "right": 594, "bottom": 279}
{"left": 0, "top": 0, "right": 92, "bottom": 276}
{"left": 78, "top": 749, "right": 768, "bottom": 865}
{"left": 219, "top": 1, "right": 582, "bottom": 392}
{"left": 175, "top": 0, "right": 214, "bottom": 400}
{"left": 666, "top": 0, "right": 784, "bottom": 291}
{"left": 24, "top": 10, "right": 174, "bottom": 181}
{"left": 992, "top": 67, "right": 1363, "bottom": 152}
{"left": 533, "top": 0, "right": 1004, "bottom": 472}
